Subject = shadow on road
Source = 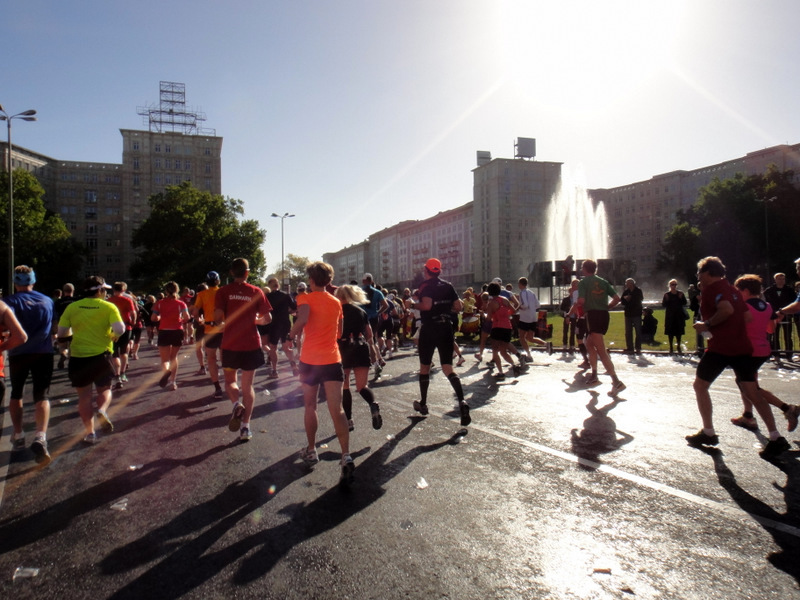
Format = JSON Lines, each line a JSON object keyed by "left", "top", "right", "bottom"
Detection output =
{"left": 100, "top": 418, "right": 465, "bottom": 598}
{"left": 570, "top": 392, "right": 632, "bottom": 469}
{"left": 704, "top": 446, "right": 800, "bottom": 584}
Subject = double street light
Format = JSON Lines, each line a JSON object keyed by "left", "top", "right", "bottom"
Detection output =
{"left": 0, "top": 105, "right": 37, "bottom": 296}
{"left": 271, "top": 212, "right": 295, "bottom": 290}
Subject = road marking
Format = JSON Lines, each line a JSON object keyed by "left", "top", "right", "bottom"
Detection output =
{"left": 385, "top": 400, "right": 800, "bottom": 538}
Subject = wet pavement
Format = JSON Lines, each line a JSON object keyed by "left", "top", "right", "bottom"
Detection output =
{"left": 1, "top": 342, "right": 799, "bottom": 599}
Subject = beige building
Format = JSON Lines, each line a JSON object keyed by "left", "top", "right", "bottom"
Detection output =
{"left": 0, "top": 82, "right": 222, "bottom": 284}
{"left": 590, "top": 143, "right": 800, "bottom": 281}
{"left": 325, "top": 144, "right": 560, "bottom": 291}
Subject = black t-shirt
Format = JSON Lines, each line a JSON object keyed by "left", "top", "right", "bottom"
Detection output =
{"left": 341, "top": 303, "right": 369, "bottom": 339}
{"left": 267, "top": 289, "right": 297, "bottom": 328}
{"left": 418, "top": 277, "right": 458, "bottom": 323}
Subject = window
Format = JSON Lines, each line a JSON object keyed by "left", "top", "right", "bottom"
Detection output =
{"left": 85, "top": 190, "right": 97, "bottom": 203}
{"left": 165, "top": 144, "right": 171, "bottom": 153}
{"left": 204, "top": 147, "right": 211, "bottom": 156}
{"left": 132, "top": 141, "right": 140, "bottom": 151}
{"left": 86, "top": 223, "right": 97, "bottom": 234}
{"left": 184, "top": 160, "right": 190, "bottom": 170}
{"left": 155, "top": 144, "right": 161, "bottom": 152}
{"left": 85, "top": 206, "right": 97, "bottom": 219}
{"left": 204, "top": 163, "right": 211, "bottom": 174}
{"left": 133, "top": 158, "right": 140, "bottom": 170}
{"left": 155, "top": 158, "right": 161, "bottom": 168}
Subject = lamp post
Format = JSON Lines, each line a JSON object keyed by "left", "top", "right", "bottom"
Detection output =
{"left": 0, "top": 105, "right": 37, "bottom": 296}
{"left": 271, "top": 212, "right": 295, "bottom": 290}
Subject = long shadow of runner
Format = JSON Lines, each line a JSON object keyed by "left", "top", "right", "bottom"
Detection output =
{"left": 0, "top": 444, "right": 230, "bottom": 554}
{"left": 704, "top": 447, "right": 800, "bottom": 583}
{"left": 570, "top": 392, "right": 632, "bottom": 470}
{"left": 102, "top": 418, "right": 463, "bottom": 598}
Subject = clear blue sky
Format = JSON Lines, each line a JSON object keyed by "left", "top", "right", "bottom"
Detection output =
{"left": 3, "top": 1, "right": 799, "bottom": 274}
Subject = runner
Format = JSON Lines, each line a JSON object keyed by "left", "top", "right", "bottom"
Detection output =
{"left": 408, "top": 258, "right": 471, "bottom": 426}
{"left": 57, "top": 276, "right": 125, "bottom": 445}
{"left": 335, "top": 284, "right": 382, "bottom": 431}
{"left": 6, "top": 266, "right": 56, "bottom": 465}
{"left": 192, "top": 271, "right": 225, "bottom": 399}
{"left": 290, "top": 261, "right": 354, "bottom": 485}
{"left": 151, "top": 281, "right": 190, "bottom": 391}
{"left": 214, "top": 258, "right": 272, "bottom": 442}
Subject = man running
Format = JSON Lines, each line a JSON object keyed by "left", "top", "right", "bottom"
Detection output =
{"left": 215, "top": 258, "right": 272, "bottom": 442}
{"left": 576, "top": 259, "right": 626, "bottom": 396}
{"left": 409, "top": 258, "right": 471, "bottom": 426}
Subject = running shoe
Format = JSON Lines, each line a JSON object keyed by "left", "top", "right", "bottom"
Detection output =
{"left": 584, "top": 374, "right": 600, "bottom": 386}
{"left": 512, "top": 365, "right": 521, "bottom": 378}
{"left": 374, "top": 364, "right": 383, "bottom": 378}
{"left": 195, "top": 366, "right": 207, "bottom": 376}
{"left": 11, "top": 436, "right": 25, "bottom": 451}
{"left": 371, "top": 403, "right": 383, "bottom": 430}
{"left": 57, "top": 355, "right": 66, "bottom": 369}
{"left": 493, "top": 372, "right": 506, "bottom": 381}
{"left": 608, "top": 381, "right": 627, "bottom": 397}
{"left": 213, "top": 388, "right": 224, "bottom": 400}
{"left": 239, "top": 427, "right": 252, "bottom": 442}
{"left": 291, "top": 362, "right": 300, "bottom": 376}
{"left": 96, "top": 410, "right": 114, "bottom": 433}
{"left": 340, "top": 455, "right": 355, "bottom": 487}
{"left": 158, "top": 371, "right": 171, "bottom": 388}
{"left": 169, "top": 382, "right": 178, "bottom": 391}
{"left": 113, "top": 380, "right": 124, "bottom": 391}
{"left": 459, "top": 402, "right": 471, "bottom": 427}
{"left": 685, "top": 430, "right": 719, "bottom": 447}
{"left": 30, "top": 438, "right": 51, "bottom": 466}
{"left": 412, "top": 400, "right": 429, "bottom": 415}
{"left": 82, "top": 432, "right": 99, "bottom": 445}
{"left": 456, "top": 356, "right": 465, "bottom": 367}
{"left": 228, "top": 402, "right": 245, "bottom": 432}
{"left": 784, "top": 405, "right": 800, "bottom": 433}
{"left": 730, "top": 415, "right": 758, "bottom": 431}
{"left": 120, "top": 373, "right": 128, "bottom": 383}
{"left": 348, "top": 419, "right": 355, "bottom": 432}
{"left": 300, "top": 446, "right": 319, "bottom": 466}
{"left": 578, "top": 360, "right": 591, "bottom": 370}
{"left": 267, "top": 369, "right": 279, "bottom": 379}
{"left": 759, "top": 436, "right": 791, "bottom": 459}
{"left": 546, "top": 342, "right": 554, "bottom": 355}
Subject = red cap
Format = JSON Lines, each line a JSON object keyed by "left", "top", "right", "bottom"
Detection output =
{"left": 425, "top": 258, "right": 441, "bottom": 274}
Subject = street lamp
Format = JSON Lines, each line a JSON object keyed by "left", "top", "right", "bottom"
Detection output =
{"left": 271, "top": 212, "right": 295, "bottom": 290}
{"left": 0, "top": 105, "right": 37, "bottom": 296}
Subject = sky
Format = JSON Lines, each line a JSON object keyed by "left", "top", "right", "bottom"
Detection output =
{"left": 3, "top": 0, "right": 800, "bottom": 274}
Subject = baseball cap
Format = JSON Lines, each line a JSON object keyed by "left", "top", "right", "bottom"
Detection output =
{"left": 206, "top": 270, "right": 220, "bottom": 283}
{"left": 297, "top": 282, "right": 307, "bottom": 290}
{"left": 794, "top": 258, "right": 800, "bottom": 264}
{"left": 425, "top": 258, "right": 441, "bottom": 274}
{"left": 13, "top": 270, "right": 36, "bottom": 286}
{"left": 492, "top": 277, "right": 502, "bottom": 284}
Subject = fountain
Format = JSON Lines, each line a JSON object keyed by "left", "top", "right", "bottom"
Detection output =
{"left": 532, "top": 167, "right": 609, "bottom": 304}
{"left": 545, "top": 166, "right": 608, "bottom": 262}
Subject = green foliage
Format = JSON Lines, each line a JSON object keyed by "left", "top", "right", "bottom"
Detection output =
{"left": 269, "top": 253, "right": 313, "bottom": 291}
{"left": 131, "top": 182, "right": 266, "bottom": 291}
{"left": 0, "top": 169, "right": 85, "bottom": 294}
{"left": 659, "top": 165, "right": 800, "bottom": 281}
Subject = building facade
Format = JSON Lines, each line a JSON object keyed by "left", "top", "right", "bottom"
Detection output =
{"left": 590, "top": 143, "right": 800, "bottom": 281}
{"left": 0, "top": 83, "right": 222, "bottom": 284}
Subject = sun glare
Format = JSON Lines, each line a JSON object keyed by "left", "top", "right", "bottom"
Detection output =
{"left": 498, "top": 1, "right": 688, "bottom": 113}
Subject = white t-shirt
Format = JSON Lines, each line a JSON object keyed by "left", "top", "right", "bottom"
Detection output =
{"left": 517, "top": 288, "right": 540, "bottom": 323}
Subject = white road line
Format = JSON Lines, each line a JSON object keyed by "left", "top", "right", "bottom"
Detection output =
{"left": 385, "top": 399, "right": 800, "bottom": 538}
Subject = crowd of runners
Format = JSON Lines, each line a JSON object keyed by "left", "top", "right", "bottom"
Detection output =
{"left": 3, "top": 254, "right": 800, "bottom": 485}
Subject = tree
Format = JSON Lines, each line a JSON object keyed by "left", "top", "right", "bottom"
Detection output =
{"left": 131, "top": 182, "right": 266, "bottom": 291}
{"left": 269, "top": 253, "right": 312, "bottom": 291}
{"left": 0, "top": 169, "right": 85, "bottom": 294}
{"left": 658, "top": 166, "right": 800, "bottom": 281}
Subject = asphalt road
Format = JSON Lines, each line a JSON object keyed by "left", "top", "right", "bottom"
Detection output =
{"left": 1, "top": 342, "right": 799, "bottom": 599}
